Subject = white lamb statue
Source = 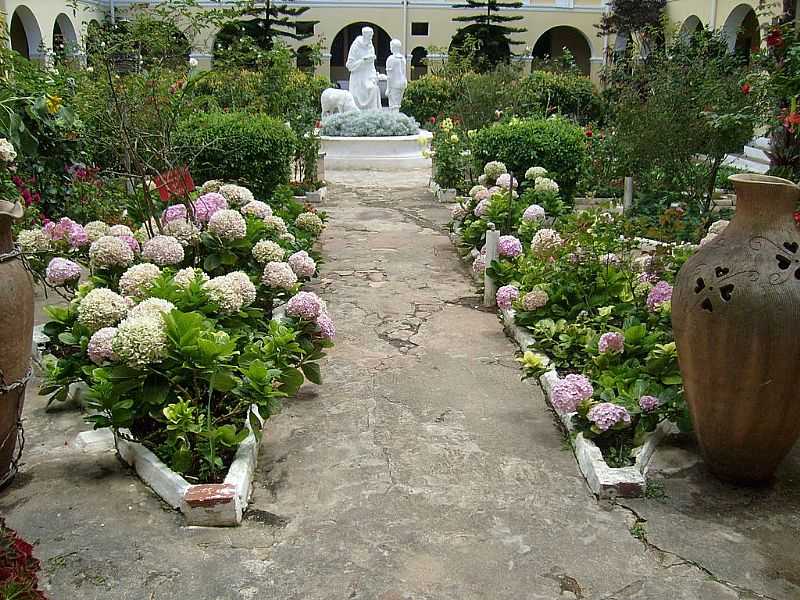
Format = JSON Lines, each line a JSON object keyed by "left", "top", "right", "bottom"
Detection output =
{"left": 321, "top": 88, "right": 359, "bottom": 118}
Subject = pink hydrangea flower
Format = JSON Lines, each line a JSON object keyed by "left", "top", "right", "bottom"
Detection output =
{"left": 87, "top": 327, "right": 118, "bottom": 365}
{"left": 639, "top": 395, "right": 660, "bottom": 412}
{"left": 45, "top": 257, "right": 81, "bottom": 286}
{"left": 288, "top": 251, "right": 317, "bottom": 278}
{"left": 496, "top": 285, "right": 519, "bottom": 310}
{"left": 521, "top": 289, "right": 548, "bottom": 311}
{"left": 587, "top": 402, "right": 631, "bottom": 432}
{"left": 495, "top": 173, "right": 518, "bottom": 189}
{"left": 472, "top": 254, "right": 486, "bottom": 275}
{"left": 316, "top": 312, "right": 336, "bottom": 340}
{"left": 117, "top": 234, "right": 140, "bottom": 254}
{"left": 551, "top": 374, "right": 593, "bottom": 413}
{"left": 193, "top": 192, "right": 228, "bottom": 223}
{"left": 522, "top": 204, "right": 545, "bottom": 222}
{"left": 647, "top": 281, "right": 673, "bottom": 311}
{"left": 474, "top": 198, "right": 489, "bottom": 217}
{"left": 598, "top": 332, "right": 624, "bottom": 354}
{"left": 286, "top": 291, "right": 325, "bottom": 320}
{"left": 162, "top": 203, "right": 189, "bottom": 224}
{"left": 497, "top": 235, "right": 523, "bottom": 258}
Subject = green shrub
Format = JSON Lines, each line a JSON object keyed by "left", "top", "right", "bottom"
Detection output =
{"left": 321, "top": 110, "right": 419, "bottom": 137}
{"left": 472, "top": 117, "right": 587, "bottom": 196}
{"left": 176, "top": 111, "right": 296, "bottom": 199}
{"left": 515, "top": 70, "right": 603, "bottom": 124}
{"left": 401, "top": 75, "right": 453, "bottom": 124}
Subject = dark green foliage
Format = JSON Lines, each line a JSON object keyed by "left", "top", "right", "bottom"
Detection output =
{"left": 176, "top": 111, "right": 296, "bottom": 199}
{"left": 471, "top": 117, "right": 587, "bottom": 196}
{"left": 451, "top": 0, "right": 527, "bottom": 70}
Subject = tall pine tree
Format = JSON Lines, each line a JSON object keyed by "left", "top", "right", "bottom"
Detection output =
{"left": 451, "top": 0, "right": 526, "bottom": 71}
{"left": 217, "top": 0, "right": 319, "bottom": 55}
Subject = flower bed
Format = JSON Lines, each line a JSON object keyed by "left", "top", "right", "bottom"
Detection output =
{"left": 22, "top": 181, "right": 334, "bottom": 501}
{"left": 446, "top": 161, "right": 730, "bottom": 496}
{"left": 0, "top": 518, "right": 46, "bottom": 599}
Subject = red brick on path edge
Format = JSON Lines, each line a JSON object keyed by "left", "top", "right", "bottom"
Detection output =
{"left": 183, "top": 483, "right": 237, "bottom": 508}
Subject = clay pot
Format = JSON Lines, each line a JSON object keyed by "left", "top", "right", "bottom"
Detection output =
{"left": 673, "top": 174, "right": 800, "bottom": 483}
{"left": 0, "top": 211, "right": 34, "bottom": 488}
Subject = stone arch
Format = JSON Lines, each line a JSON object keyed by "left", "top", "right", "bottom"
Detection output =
{"left": 531, "top": 25, "right": 593, "bottom": 75}
{"left": 723, "top": 3, "right": 761, "bottom": 55}
{"left": 330, "top": 22, "right": 391, "bottom": 86}
{"left": 53, "top": 13, "right": 79, "bottom": 61}
{"left": 9, "top": 5, "right": 43, "bottom": 60}
{"left": 679, "top": 15, "right": 703, "bottom": 43}
{"left": 411, "top": 46, "right": 428, "bottom": 81}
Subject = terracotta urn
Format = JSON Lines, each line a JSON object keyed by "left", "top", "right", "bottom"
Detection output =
{"left": 673, "top": 174, "right": 800, "bottom": 483}
{"left": 0, "top": 201, "right": 34, "bottom": 489}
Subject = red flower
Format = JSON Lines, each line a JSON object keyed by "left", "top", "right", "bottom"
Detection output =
{"left": 794, "top": 211, "right": 800, "bottom": 226}
{"left": 585, "top": 128, "right": 593, "bottom": 137}
{"left": 767, "top": 27, "right": 784, "bottom": 48}
{"left": 784, "top": 111, "right": 800, "bottom": 131}
{"left": 428, "top": 116, "right": 436, "bottom": 125}
{"left": 741, "top": 83, "right": 751, "bottom": 95}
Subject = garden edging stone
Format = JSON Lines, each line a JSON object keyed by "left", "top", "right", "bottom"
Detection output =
{"left": 499, "top": 307, "right": 673, "bottom": 499}
{"left": 74, "top": 405, "right": 265, "bottom": 526}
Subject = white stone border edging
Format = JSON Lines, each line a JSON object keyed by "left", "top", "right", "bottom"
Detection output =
{"left": 74, "top": 405, "right": 265, "bottom": 526}
{"left": 499, "top": 307, "right": 674, "bottom": 499}
{"left": 442, "top": 223, "right": 674, "bottom": 499}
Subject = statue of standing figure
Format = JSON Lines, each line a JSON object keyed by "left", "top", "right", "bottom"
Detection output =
{"left": 346, "top": 26, "right": 381, "bottom": 111}
{"left": 385, "top": 39, "right": 408, "bottom": 112}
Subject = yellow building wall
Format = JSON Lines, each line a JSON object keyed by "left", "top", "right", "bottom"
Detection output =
{"left": 2, "top": 0, "right": 783, "bottom": 81}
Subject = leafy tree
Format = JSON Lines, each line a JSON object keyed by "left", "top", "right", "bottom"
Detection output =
{"left": 597, "top": 0, "right": 666, "bottom": 60}
{"left": 451, "top": 0, "right": 526, "bottom": 71}
{"left": 216, "top": 0, "right": 319, "bottom": 60}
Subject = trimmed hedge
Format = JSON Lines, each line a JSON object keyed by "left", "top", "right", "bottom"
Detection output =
{"left": 401, "top": 70, "right": 603, "bottom": 127}
{"left": 472, "top": 117, "right": 587, "bottom": 197}
{"left": 176, "top": 111, "right": 296, "bottom": 199}
{"left": 515, "top": 71, "right": 603, "bottom": 123}
{"left": 400, "top": 75, "right": 453, "bottom": 124}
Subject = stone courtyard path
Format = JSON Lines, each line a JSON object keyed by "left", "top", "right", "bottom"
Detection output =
{"left": 2, "top": 170, "right": 797, "bottom": 599}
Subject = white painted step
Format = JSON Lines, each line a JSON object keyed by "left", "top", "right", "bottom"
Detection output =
{"left": 722, "top": 154, "right": 770, "bottom": 174}
{"left": 744, "top": 144, "right": 770, "bottom": 163}
{"left": 751, "top": 136, "right": 771, "bottom": 152}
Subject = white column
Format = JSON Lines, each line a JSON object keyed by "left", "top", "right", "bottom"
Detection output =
{"left": 484, "top": 224, "right": 500, "bottom": 308}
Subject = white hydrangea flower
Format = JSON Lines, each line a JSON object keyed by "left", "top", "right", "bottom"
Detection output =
{"left": 534, "top": 177, "right": 559, "bottom": 194}
{"left": 531, "top": 228, "right": 564, "bottom": 255}
{"left": 89, "top": 235, "right": 135, "bottom": 269}
{"left": 119, "top": 263, "right": 161, "bottom": 298}
{"left": 204, "top": 275, "right": 244, "bottom": 314}
{"left": 162, "top": 219, "right": 200, "bottom": 247}
{"left": 240, "top": 200, "right": 273, "bottom": 219}
{"left": 128, "top": 297, "right": 175, "bottom": 320}
{"left": 173, "top": 267, "right": 209, "bottom": 289}
{"left": 84, "top": 221, "right": 110, "bottom": 242}
{"left": 199, "top": 179, "right": 223, "bottom": 194}
{"left": 113, "top": 316, "right": 168, "bottom": 367}
{"left": 141, "top": 235, "right": 184, "bottom": 266}
{"left": 225, "top": 271, "right": 256, "bottom": 307}
{"left": 252, "top": 239, "right": 285, "bottom": 264}
{"left": 261, "top": 261, "right": 298, "bottom": 290}
{"left": 279, "top": 232, "right": 296, "bottom": 243}
{"left": 17, "top": 229, "right": 51, "bottom": 253}
{"left": 219, "top": 184, "right": 255, "bottom": 207}
{"left": 108, "top": 224, "right": 134, "bottom": 238}
{"left": 0, "top": 138, "right": 17, "bottom": 163}
{"left": 208, "top": 209, "right": 247, "bottom": 241}
{"left": 263, "top": 215, "right": 288, "bottom": 236}
{"left": 77, "top": 288, "right": 129, "bottom": 331}
{"left": 525, "top": 166, "right": 547, "bottom": 181}
{"left": 295, "top": 212, "right": 324, "bottom": 235}
{"left": 483, "top": 161, "right": 507, "bottom": 181}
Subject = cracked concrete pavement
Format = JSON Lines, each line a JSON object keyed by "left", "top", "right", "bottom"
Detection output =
{"left": 1, "top": 168, "right": 799, "bottom": 599}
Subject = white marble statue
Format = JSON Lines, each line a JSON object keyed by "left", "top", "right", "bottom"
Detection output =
{"left": 345, "top": 26, "right": 381, "bottom": 111}
{"left": 385, "top": 39, "right": 408, "bottom": 112}
{"left": 321, "top": 88, "right": 359, "bottom": 118}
